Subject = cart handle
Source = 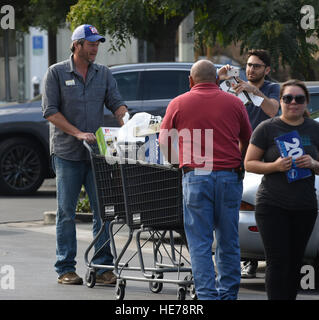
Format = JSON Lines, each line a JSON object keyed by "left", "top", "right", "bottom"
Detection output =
{"left": 83, "top": 140, "right": 93, "bottom": 153}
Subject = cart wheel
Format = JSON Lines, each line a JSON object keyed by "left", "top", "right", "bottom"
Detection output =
{"left": 85, "top": 269, "right": 96, "bottom": 288}
{"left": 189, "top": 284, "right": 197, "bottom": 300}
{"left": 149, "top": 273, "right": 163, "bottom": 293}
{"left": 177, "top": 286, "right": 186, "bottom": 300}
{"left": 184, "top": 274, "right": 192, "bottom": 282}
{"left": 116, "top": 281, "right": 126, "bottom": 300}
{"left": 185, "top": 274, "right": 197, "bottom": 300}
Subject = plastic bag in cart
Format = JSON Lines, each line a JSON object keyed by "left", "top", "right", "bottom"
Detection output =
{"left": 116, "top": 112, "right": 166, "bottom": 163}
{"left": 117, "top": 112, "right": 162, "bottom": 143}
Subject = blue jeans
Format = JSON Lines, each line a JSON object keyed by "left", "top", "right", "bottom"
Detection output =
{"left": 52, "top": 155, "right": 113, "bottom": 276}
{"left": 182, "top": 170, "right": 242, "bottom": 300}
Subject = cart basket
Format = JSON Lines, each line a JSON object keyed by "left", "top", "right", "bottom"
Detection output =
{"left": 120, "top": 161, "right": 183, "bottom": 229}
{"left": 85, "top": 142, "right": 126, "bottom": 221}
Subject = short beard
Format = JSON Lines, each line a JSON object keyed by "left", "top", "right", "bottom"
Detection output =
{"left": 247, "top": 73, "right": 265, "bottom": 84}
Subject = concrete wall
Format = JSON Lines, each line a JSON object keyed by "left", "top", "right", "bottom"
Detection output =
{"left": 178, "top": 12, "right": 195, "bottom": 62}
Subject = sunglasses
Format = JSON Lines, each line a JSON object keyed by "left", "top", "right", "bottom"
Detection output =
{"left": 282, "top": 94, "right": 306, "bottom": 104}
{"left": 246, "top": 63, "right": 266, "bottom": 69}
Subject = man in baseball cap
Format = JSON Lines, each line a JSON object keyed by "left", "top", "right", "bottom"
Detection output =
{"left": 71, "top": 24, "right": 105, "bottom": 42}
{"left": 42, "top": 22, "right": 127, "bottom": 286}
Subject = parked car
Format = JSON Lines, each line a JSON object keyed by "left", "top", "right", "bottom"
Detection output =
{"left": 1, "top": 62, "right": 316, "bottom": 195}
{"left": 0, "top": 63, "right": 203, "bottom": 194}
{"left": 0, "top": 62, "right": 247, "bottom": 195}
{"left": 0, "top": 97, "right": 51, "bottom": 195}
{"left": 0, "top": 63, "right": 189, "bottom": 194}
{"left": 307, "top": 83, "right": 319, "bottom": 115}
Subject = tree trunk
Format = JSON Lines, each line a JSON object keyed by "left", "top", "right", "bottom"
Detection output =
{"left": 148, "top": 15, "right": 186, "bottom": 62}
{"left": 290, "top": 59, "right": 316, "bottom": 81}
{"left": 48, "top": 27, "right": 57, "bottom": 66}
{"left": 153, "top": 31, "right": 177, "bottom": 62}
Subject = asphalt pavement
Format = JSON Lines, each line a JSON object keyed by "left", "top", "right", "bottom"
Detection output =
{"left": 0, "top": 179, "right": 318, "bottom": 307}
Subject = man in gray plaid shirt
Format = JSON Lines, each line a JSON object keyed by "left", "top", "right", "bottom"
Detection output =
{"left": 42, "top": 24, "right": 127, "bottom": 285}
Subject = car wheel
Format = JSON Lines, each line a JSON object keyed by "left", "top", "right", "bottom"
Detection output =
{"left": 0, "top": 137, "right": 46, "bottom": 195}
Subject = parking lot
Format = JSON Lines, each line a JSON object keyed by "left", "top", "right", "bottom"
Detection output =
{"left": 0, "top": 179, "right": 318, "bottom": 302}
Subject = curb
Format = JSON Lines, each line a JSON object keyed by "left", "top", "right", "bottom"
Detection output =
{"left": 43, "top": 212, "right": 184, "bottom": 242}
{"left": 43, "top": 211, "right": 93, "bottom": 225}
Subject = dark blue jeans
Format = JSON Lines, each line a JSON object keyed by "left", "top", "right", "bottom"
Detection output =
{"left": 182, "top": 170, "right": 243, "bottom": 300}
{"left": 52, "top": 155, "right": 113, "bottom": 276}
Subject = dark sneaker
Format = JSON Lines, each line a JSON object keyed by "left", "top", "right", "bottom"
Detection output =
{"left": 58, "top": 272, "right": 83, "bottom": 285}
{"left": 241, "top": 260, "right": 258, "bottom": 278}
{"left": 96, "top": 271, "right": 117, "bottom": 286}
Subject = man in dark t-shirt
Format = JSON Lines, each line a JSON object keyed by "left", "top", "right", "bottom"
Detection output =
{"left": 245, "top": 79, "right": 280, "bottom": 129}
{"left": 218, "top": 49, "right": 280, "bottom": 278}
{"left": 219, "top": 49, "right": 280, "bottom": 130}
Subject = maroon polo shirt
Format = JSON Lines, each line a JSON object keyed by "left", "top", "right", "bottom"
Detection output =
{"left": 160, "top": 82, "right": 252, "bottom": 170}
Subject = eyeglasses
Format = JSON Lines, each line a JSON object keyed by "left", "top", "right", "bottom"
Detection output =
{"left": 282, "top": 94, "right": 306, "bottom": 104}
{"left": 246, "top": 63, "right": 266, "bottom": 69}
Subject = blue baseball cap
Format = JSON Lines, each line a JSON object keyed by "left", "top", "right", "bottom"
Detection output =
{"left": 71, "top": 24, "right": 105, "bottom": 43}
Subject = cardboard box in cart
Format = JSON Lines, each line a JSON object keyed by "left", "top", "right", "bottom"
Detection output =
{"left": 134, "top": 125, "right": 167, "bottom": 165}
{"left": 95, "top": 127, "right": 119, "bottom": 156}
{"left": 144, "top": 133, "right": 164, "bottom": 164}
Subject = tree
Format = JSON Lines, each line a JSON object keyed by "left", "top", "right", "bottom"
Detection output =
{"left": 67, "top": 0, "right": 197, "bottom": 61}
{"left": 194, "top": 0, "right": 319, "bottom": 80}
{"left": 9, "top": 0, "right": 77, "bottom": 66}
{"left": 29, "top": 0, "right": 77, "bottom": 66}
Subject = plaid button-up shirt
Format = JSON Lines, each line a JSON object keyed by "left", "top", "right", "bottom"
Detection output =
{"left": 42, "top": 55, "right": 125, "bottom": 160}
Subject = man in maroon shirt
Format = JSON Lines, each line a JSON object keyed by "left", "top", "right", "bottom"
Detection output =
{"left": 160, "top": 59, "right": 251, "bottom": 300}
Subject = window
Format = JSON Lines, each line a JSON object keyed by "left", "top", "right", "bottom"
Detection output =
{"left": 308, "top": 93, "right": 319, "bottom": 113}
{"left": 113, "top": 72, "right": 140, "bottom": 101}
{"left": 141, "top": 70, "right": 189, "bottom": 100}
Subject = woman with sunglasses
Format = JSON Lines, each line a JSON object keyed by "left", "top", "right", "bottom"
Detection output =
{"left": 244, "top": 79, "right": 319, "bottom": 300}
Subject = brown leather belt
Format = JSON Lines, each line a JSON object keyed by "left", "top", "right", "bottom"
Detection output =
{"left": 182, "top": 166, "right": 241, "bottom": 174}
{"left": 182, "top": 166, "right": 195, "bottom": 174}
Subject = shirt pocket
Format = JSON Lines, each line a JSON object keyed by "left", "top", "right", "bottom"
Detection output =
{"left": 88, "top": 86, "right": 106, "bottom": 102}
{"left": 61, "top": 85, "right": 83, "bottom": 106}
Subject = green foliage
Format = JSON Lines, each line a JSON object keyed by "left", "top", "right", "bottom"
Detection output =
{"left": 310, "top": 108, "right": 319, "bottom": 119}
{"left": 194, "top": 0, "right": 319, "bottom": 79}
{"left": 8, "top": 0, "right": 77, "bottom": 32}
{"left": 67, "top": 0, "right": 194, "bottom": 60}
{"left": 29, "top": 0, "right": 77, "bottom": 32}
{"left": 8, "top": 0, "right": 319, "bottom": 77}
{"left": 76, "top": 186, "right": 92, "bottom": 213}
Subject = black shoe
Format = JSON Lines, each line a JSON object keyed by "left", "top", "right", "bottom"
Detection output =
{"left": 241, "top": 260, "right": 258, "bottom": 278}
